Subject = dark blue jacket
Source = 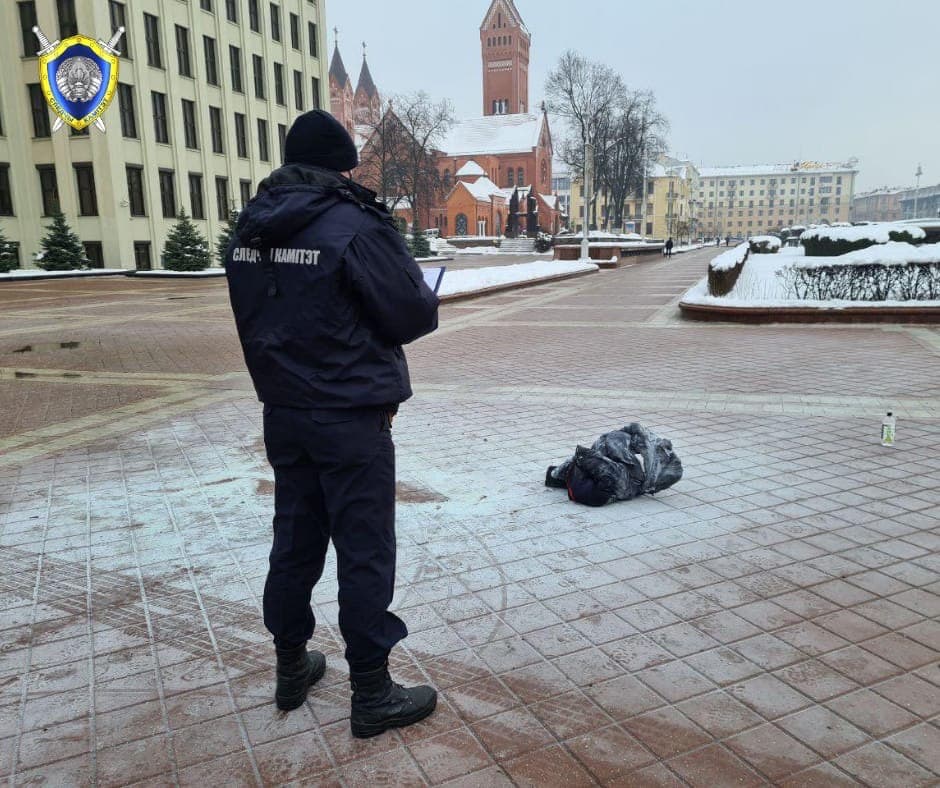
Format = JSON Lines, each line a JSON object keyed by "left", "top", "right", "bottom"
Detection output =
{"left": 225, "top": 165, "right": 439, "bottom": 409}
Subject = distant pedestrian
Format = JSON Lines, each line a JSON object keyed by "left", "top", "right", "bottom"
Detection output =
{"left": 715, "top": 236, "right": 720, "bottom": 246}
{"left": 725, "top": 235, "right": 731, "bottom": 246}
{"left": 665, "top": 237, "right": 674, "bottom": 258}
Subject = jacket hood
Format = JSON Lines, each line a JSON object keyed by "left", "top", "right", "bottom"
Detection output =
{"left": 236, "top": 165, "right": 348, "bottom": 247}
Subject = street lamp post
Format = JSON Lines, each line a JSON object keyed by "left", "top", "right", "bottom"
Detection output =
{"left": 914, "top": 164, "right": 923, "bottom": 219}
{"left": 580, "top": 141, "right": 594, "bottom": 261}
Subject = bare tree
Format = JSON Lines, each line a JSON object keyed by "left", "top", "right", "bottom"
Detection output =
{"left": 546, "top": 52, "right": 668, "bottom": 231}
{"left": 357, "top": 103, "right": 410, "bottom": 212}
{"left": 599, "top": 91, "right": 668, "bottom": 230}
{"left": 390, "top": 92, "right": 454, "bottom": 229}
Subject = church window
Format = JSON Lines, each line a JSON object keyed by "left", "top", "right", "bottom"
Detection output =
{"left": 507, "top": 169, "right": 514, "bottom": 187}
{"left": 455, "top": 213, "right": 468, "bottom": 236}
{"left": 517, "top": 167, "right": 524, "bottom": 185}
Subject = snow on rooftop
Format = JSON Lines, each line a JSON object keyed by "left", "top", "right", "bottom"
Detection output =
{"left": 461, "top": 176, "right": 503, "bottom": 202}
{"left": 699, "top": 162, "right": 858, "bottom": 179}
{"left": 441, "top": 113, "right": 544, "bottom": 157}
{"left": 456, "top": 160, "right": 486, "bottom": 178}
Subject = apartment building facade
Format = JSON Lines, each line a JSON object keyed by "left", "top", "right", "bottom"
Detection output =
{"left": 0, "top": 0, "right": 329, "bottom": 270}
{"left": 696, "top": 161, "right": 859, "bottom": 238}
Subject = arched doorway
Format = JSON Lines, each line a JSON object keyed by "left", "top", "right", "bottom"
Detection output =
{"left": 455, "top": 213, "right": 468, "bottom": 236}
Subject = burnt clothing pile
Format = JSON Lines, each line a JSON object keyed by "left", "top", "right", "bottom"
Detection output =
{"left": 546, "top": 423, "right": 683, "bottom": 506}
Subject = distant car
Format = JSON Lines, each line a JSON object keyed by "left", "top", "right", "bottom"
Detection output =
{"left": 424, "top": 228, "right": 440, "bottom": 238}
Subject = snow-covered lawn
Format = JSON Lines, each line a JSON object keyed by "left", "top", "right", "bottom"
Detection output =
{"left": 0, "top": 268, "right": 130, "bottom": 279}
{"left": 133, "top": 268, "right": 226, "bottom": 277}
{"left": 438, "top": 260, "right": 597, "bottom": 297}
{"left": 455, "top": 246, "right": 553, "bottom": 256}
{"left": 685, "top": 243, "right": 940, "bottom": 309}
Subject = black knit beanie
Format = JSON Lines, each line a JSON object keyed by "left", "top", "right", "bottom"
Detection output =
{"left": 284, "top": 110, "right": 359, "bottom": 171}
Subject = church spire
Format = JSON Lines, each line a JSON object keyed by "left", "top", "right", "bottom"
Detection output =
{"left": 356, "top": 42, "right": 378, "bottom": 99}
{"left": 329, "top": 30, "right": 350, "bottom": 88}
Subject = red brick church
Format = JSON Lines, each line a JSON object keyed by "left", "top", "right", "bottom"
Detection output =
{"left": 330, "top": 0, "right": 559, "bottom": 238}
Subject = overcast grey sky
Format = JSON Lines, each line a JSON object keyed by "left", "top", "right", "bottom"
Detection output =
{"left": 327, "top": 0, "right": 936, "bottom": 192}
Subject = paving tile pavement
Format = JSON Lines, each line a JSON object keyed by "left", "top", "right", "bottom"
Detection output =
{"left": 1, "top": 248, "right": 939, "bottom": 785}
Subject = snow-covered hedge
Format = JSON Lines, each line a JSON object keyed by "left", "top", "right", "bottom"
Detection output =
{"left": 800, "top": 223, "right": 926, "bottom": 257}
{"left": 708, "top": 242, "right": 750, "bottom": 296}
{"left": 748, "top": 236, "right": 781, "bottom": 254}
{"left": 782, "top": 242, "right": 940, "bottom": 301}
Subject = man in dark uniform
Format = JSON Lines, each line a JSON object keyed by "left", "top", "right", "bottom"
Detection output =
{"left": 225, "top": 110, "right": 440, "bottom": 738}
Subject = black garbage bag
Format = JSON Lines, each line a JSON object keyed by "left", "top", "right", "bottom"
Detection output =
{"left": 546, "top": 423, "right": 683, "bottom": 506}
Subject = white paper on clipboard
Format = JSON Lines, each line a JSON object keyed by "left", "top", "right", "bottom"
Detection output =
{"left": 422, "top": 266, "right": 446, "bottom": 294}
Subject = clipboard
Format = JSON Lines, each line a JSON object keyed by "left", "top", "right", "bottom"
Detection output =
{"left": 422, "top": 266, "right": 446, "bottom": 294}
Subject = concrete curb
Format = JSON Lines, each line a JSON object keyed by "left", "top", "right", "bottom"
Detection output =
{"left": 679, "top": 300, "right": 940, "bottom": 324}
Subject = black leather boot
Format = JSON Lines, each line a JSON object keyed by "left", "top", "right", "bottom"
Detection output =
{"left": 275, "top": 644, "right": 326, "bottom": 711}
{"left": 349, "top": 662, "right": 437, "bottom": 738}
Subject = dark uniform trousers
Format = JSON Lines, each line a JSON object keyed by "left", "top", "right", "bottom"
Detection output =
{"left": 261, "top": 404, "right": 408, "bottom": 672}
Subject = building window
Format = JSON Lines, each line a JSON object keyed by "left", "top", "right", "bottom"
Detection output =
{"left": 74, "top": 163, "right": 98, "bottom": 216}
{"left": 144, "top": 13, "right": 163, "bottom": 68}
{"left": 151, "top": 92, "right": 169, "bottom": 143}
{"left": 278, "top": 123, "right": 286, "bottom": 162}
{"left": 239, "top": 179, "right": 252, "bottom": 207}
{"left": 175, "top": 25, "right": 191, "bottom": 76}
{"left": 204, "top": 36, "right": 219, "bottom": 86}
{"left": 108, "top": 3, "right": 130, "bottom": 59}
{"left": 0, "top": 165, "right": 12, "bottom": 216}
{"left": 225, "top": 0, "right": 238, "bottom": 22}
{"left": 507, "top": 169, "right": 514, "bottom": 187}
{"left": 36, "top": 165, "right": 59, "bottom": 216}
{"left": 308, "top": 22, "right": 318, "bottom": 57}
{"left": 18, "top": 2, "right": 38, "bottom": 57}
{"left": 252, "top": 55, "right": 265, "bottom": 98}
{"left": 248, "top": 0, "right": 260, "bottom": 32}
{"left": 229, "top": 46, "right": 243, "bottom": 92}
{"left": 189, "top": 173, "right": 205, "bottom": 220}
{"left": 290, "top": 13, "right": 300, "bottom": 49}
{"left": 257, "top": 118, "right": 269, "bottom": 161}
{"left": 118, "top": 84, "right": 137, "bottom": 138}
{"left": 209, "top": 106, "right": 224, "bottom": 153}
{"left": 517, "top": 167, "right": 524, "bottom": 185}
{"left": 215, "top": 177, "right": 229, "bottom": 220}
{"left": 28, "top": 84, "right": 51, "bottom": 137}
{"left": 270, "top": 4, "right": 281, "bottom": 41}
{"left": 181, "top": 99, "right": 198, "bottom": 149}
{"left": 293, "top": 70, "right": 303, "bottom": 111}
{"left": 159, "top": 169, "right": 176, "bottom": 218}
{"left": 83, "top": 242, "right": 103, "bottom": 268}
{"left": 126, "top": 165, "right": 145, "bottom": 216}
{"left": 234, "top": 112, "right": 248, "bottom": 157}
{"left": 57, "top": 0, "right": 78, "bottom": 38}
{"left": 311, "top": 77, "right": 321, "bottom": 108}
{"left": 200, "top": 0, "right": 213, "bottom": 10}
{"left": 133, "top": 241, "right": 152, "bottom": 270}
{"left": 274, "top": 62, "right": 285, "bottom": 105}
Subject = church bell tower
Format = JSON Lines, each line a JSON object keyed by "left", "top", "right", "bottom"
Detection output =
{"left": 480, "top": 0, "right": 530, "bottom": 116}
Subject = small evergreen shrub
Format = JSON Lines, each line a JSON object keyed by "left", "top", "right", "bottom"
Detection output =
{"left": 0, "top": 228, "right": 19, "bottom": 273}
{"left": 409, "top": 223, "right": 432, "bottom": 259}
{"left": 36, "top": 213, "right": 90, "bottom": 271}
{"left": 535, "top": 231, "right": 554, "bottom": 253}
{"left": 163, "top": 211, "right": 211, "bottom": 271}
{"left": 216, "top": 210, "right": 240, "bottom": 265}
{"left": 748, "top": 236, "right": 781, "bottom": 254}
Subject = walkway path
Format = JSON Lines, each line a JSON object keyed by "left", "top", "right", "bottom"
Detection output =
{"left": 1, "top": 249, "right": 938, "bottom": 785}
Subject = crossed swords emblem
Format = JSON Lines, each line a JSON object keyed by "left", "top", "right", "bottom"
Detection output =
{"left": 33, "top": 25, "right": 125, "bottom": 133}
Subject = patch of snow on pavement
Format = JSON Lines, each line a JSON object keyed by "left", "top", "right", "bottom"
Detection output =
{"left": 439, "top": 260, "right": 597, "bottom": 297}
